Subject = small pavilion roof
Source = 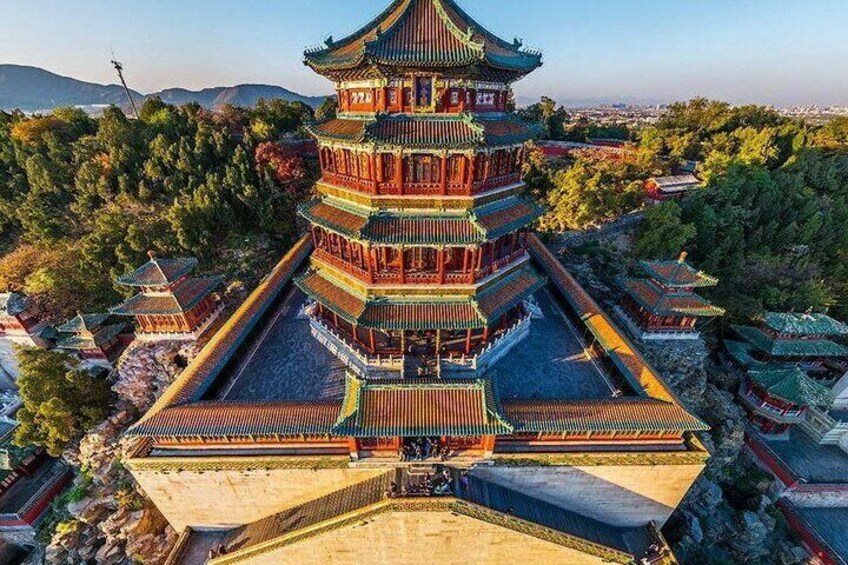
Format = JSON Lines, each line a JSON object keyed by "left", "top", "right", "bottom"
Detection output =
{"left": 732, "top": 325, "right": 848, "bottom": 358}
{"left": 762, "top": 312, "right": 848, "bottom": 337}
{"left": 504, "top": 398, "right": 708, "bottom": 433}
{"left": 639, "top": 252, "right": 718, "bottom": 288}
{"left": 303, "top": 0, "right": 542, "bottom": 81}
{"left": 0, "top": 293, "right": 29, "bottom": 316}
{"left": 116, "top": 254, "right": 198, "bottom": 287}
{"left": 306, "top": 114, "right": 534, "bottom": 150}
{"left": 747, "top": 365, "right": 834, "bottom": 408}
{"left": 55, "top": 323, "right": 125, "bottom": 351}
{"left": 299, "top": 195, "right": 543, "bottom": 246}
{"left": 55, "top": 313, "right": 109, "bottom": 334}
{"left": 723, "top": 339, "right": 758, "bottom": 367}
{"left": 333, "top": 375, "right": 513, "bottom": 437}
{"left": 111, "top": 277, "right": 221, "bottom": 316}
{"left": 622, "top": 279, "right": 725, "bottom": 317}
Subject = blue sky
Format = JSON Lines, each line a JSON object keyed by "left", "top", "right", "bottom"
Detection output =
{"left": 2, "top": 0, "right": 847, "bottom": 106}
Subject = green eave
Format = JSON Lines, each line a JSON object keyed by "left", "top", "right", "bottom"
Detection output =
{"left": 299, "top": 196, "right": 542, "bottom": 247}
{"left": 762, "top": 312, "right": 848, "bottom": 337}
{"left": 748, "top": 365, "right": 834, "bottom": 407}
{"left": 733, "top": 325, "right": 848, "bottom": 358}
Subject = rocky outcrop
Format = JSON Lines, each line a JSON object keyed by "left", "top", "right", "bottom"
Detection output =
{"left": 44, "top": 341, "right": 196, "bottom": 565}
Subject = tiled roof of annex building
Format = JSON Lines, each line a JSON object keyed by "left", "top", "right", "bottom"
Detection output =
{"left": 731, "top": 324, "right": 848, "bottom": 358}
{"left": 306, "top": 114, "right": 535, "bottom": 149}
{"left": 300, "top": 195, "right": 543, "bottom": 246}
{"left": 128, "top": 234, "right": 707, "bottom": 440}
{"left": 762, "top": 312, "right": 848, "bottom": 337}
{"left": 303, "top": 0, "right": 542, "bottom": 80}
{"left": 116, "top": 254, "right": 198, "bottom": 287}
{"left": 111, "top": 277, "right": 221, "bottom": 316}
{"left": 622, "top": 278, "right": 725, "bottom": 318}
{"left": 747, "top": 365, "right": 834, "bottom": 408}
{"left": 640, "top": 252, "right": 718, "bottom": 288}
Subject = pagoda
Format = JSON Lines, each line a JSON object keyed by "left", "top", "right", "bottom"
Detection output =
{"left": 0, "top": 293, "right": 51, "bottom": 381}
{"left": 616, "top": 252, "right": 724, "bottom": 340}
{"left": 727, "top": 312, "right": 848, "bottom": 376}
{"left": 111, "top": 253, "right": 223, "bottom": 341}
{"left": 297, "top": 0, "right": 546, "bottom": 376}
{"left": 125, "top": 3, "right": 711, "bottom": 564}
{"left": 55, "top": 313, "right": 128, "bottom": 367}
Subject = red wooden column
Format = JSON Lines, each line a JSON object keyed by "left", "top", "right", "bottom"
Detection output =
{"left": 440, "top": 154, "right": 448, "bottom": 195}
{"left": 396, "top": 151, "right": 404, "bottom": 195}
{"left": 481, "top": 435, "right": 496, "bottom": 458}
{"left": 348, "top": 437, "right": 361, "bottom": 460}
{"left": 369, "top": 328, "right": 377, "bottom": 353}
{"left": 399, "top": 247, "right": 406, "bottom": 284}
{"left": 467, "top": 155, "right": 476, "bottom": 194}
{"left": 366, "top": 246, "right": 375, "bottom": 283}
{"left": 438, "top": 248, "right": 446, "bottom": 284}
{"left": 465, "top": 329, "right": 472, "bottom": 354}
{"left": 375, "top": 153, "right": 384, "bottom": 195}
{"left": 370, "top": 153, "right": 378, "bottom": 193}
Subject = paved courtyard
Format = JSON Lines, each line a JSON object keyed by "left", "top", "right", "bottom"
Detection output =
{"left": 489, "top": 288, "right": 615, "bottom": 401}
{"left": 217, "top": 285, "right": 615, "bottom": 403}
{"left": 218, "top": 289, "right": 346, "bottom": 402}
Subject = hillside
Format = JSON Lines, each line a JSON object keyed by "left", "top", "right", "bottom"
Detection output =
{"left": 152, "top": 84, "right": 325, "bottom": 109}
{"left": 0, "top": 65, "right": 326, "bottom": 112}
{"left": 0, "top": 64, "right": 140, "bottom": 112}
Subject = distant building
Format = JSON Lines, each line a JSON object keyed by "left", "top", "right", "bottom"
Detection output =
{"left": 644, "top": 175, "right": 701, "bottom": 204}
{"left": 111, "top": 253, "right": 223, "bottom": 341}
{"left": 0, "top": 293, "right": 51, "bottom": 381}
{"left": 0, "top": 422, "right": 71, "bottom": 531}
{"left": 615, "top": 252, "right": 724, "bottom": 340}
{"left": 55, "top": 313, "right": 130, "bottom": 367}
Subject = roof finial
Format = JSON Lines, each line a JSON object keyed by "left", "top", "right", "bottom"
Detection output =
{"left": 324, "top": 35, "right": 334, "bottom": 48}
{"left": 678, "top": 251, "right": 688, "bottom": 263}
{"left": 147, "top": 250, "right": 157, "bottom": 261}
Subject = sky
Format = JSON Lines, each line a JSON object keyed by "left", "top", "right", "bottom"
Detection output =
{"left": 2, "top": 0, "right": 847, "bottom": 107}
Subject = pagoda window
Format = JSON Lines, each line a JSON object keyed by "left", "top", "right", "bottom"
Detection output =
{"left": 388, "top": 89, "right": 398, "bottom": 106}
{"left": 450, "top": 90, "right": 460, "bottom": 106}
{"left": 406, "top": 155, "right": 441, "bottom": 184}
{"left": 359, "top": 153, "right": 371, "bottom": 180}
{"left": 334, "top": 149, "right": 348, "bottom": 175}
{"left": 404, "top": 247, "right": 438, "bottom": 273}
{"left": 474, "top": 154, "right": 487, "bottom": 180}
{"left": 447, "top": 155, "right": 465, "bottom": 184}
{"left": 381, "top": 153, "right": 396, "bottom": 181}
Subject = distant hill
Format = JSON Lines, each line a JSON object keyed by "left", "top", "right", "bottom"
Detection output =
{"left": 0, "top": 65, "right": 326, "bottom": 112}
{"left": 0, "top": 64, "right": 142, "bottom": 112}
{"left": 150, "top": 84, "right": 325, "bottom": 109}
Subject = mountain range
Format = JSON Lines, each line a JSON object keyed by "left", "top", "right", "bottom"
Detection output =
{"left": 0, "top": 64, "right": 327, "bottom": 112}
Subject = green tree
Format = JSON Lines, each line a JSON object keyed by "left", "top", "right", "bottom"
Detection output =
{"left": 635, "top": 202, "right": 696, "bottom": 259}
{"left": 13, "top": 348, "right": 112, "bottom": 456}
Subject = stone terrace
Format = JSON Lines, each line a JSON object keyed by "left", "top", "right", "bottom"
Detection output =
{"left": 210, "top": 285, "right": 614, "bottom": 403}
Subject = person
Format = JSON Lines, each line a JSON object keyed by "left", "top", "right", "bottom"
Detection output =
{"left": 459, "top": 471, "right": 469, "bottom": 493}
{"left": 388, "top": 482, "right": 399, "bottom": 498}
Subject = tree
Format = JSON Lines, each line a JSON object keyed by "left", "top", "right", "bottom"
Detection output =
{"left": 540, "top": 154, "right": 645, "bottom": 231}
{"left": 635, "top": 201, "right": 696, "bottom": 259}
{"left": 314, "top": 96, "right": 338, "bottom": 121}
{"left": 13, "top": 348, "right": 112, "bottom": 456}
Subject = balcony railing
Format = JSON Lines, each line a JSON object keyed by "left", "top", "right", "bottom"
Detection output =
{"left": 321, "top": 171, "right": 522, "bottom": 197}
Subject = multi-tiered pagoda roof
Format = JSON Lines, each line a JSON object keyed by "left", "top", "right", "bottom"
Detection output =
{"left": 304, "top": 0, "right": 542, "bottom": 81}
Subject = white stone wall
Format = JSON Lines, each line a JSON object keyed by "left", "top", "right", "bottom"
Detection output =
{"left": 471, "top": 463, "right": 705, "bottom": 528}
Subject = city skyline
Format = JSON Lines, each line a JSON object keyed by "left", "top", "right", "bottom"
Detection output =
{"left": 3, "top": 0, "right": 848, "bottom": 107}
